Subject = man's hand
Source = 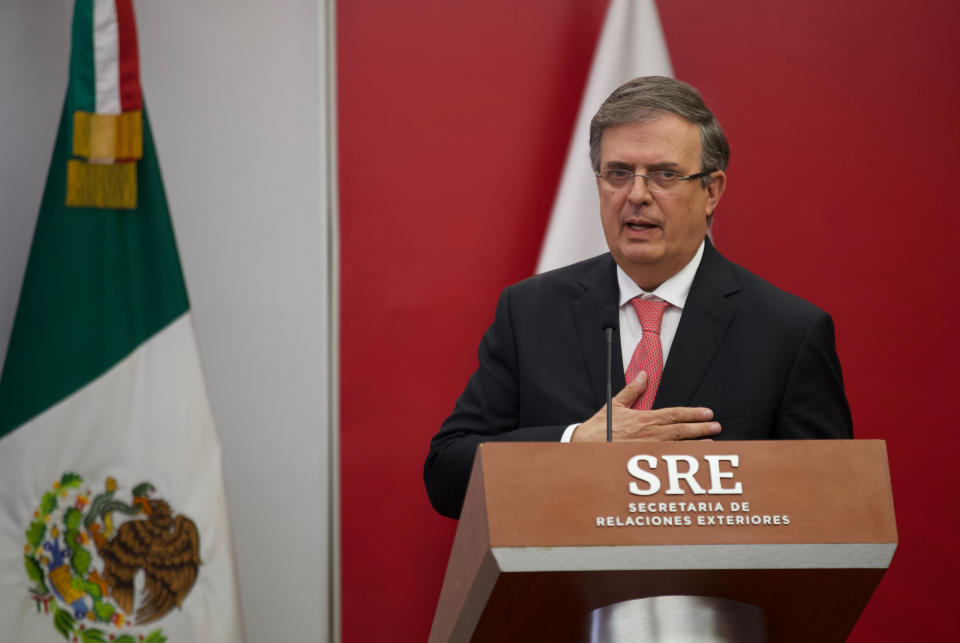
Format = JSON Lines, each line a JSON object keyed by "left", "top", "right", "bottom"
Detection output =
{"left": 572, "top": 372, "right": 721, "bottom": 442}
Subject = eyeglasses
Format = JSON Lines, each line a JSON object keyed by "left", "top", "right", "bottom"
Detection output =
{"left": 596, "top": 168, "right": 715, "bottom": 192}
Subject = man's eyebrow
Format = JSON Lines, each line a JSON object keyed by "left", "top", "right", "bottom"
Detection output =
{"left": 645, "top": 161, "right": 682, "bottom": 171}
{"left": 602, "top": 161, "right": 634, "bottom": 170}
{"left": 601, "top": 160, "right": 683, "bottom": 171}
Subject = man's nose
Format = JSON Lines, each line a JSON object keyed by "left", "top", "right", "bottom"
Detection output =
{"left": 626, "top": 175, "right": 653, "bottom": 204}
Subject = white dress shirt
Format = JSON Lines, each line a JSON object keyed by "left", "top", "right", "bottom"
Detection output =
{"left": 561, "top": 241, "right": 705, "bottom": 442}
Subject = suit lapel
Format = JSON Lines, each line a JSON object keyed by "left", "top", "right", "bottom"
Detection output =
{"left": 655, "top": 239, "right": 740, "bottom": 407}
{"left": 572, "top": 255, "right": 625, "bottom": 406}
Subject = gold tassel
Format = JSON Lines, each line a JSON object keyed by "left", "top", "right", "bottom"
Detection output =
{"left": 72, "top": 111, "right": 143, "bottom": 161}
{"left": 66, "top": 160, "right": 138, "bottom": 209}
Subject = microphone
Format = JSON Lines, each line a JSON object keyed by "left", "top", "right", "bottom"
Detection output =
{"left": 601, "top": 306, "right": 617, "bottom": 443}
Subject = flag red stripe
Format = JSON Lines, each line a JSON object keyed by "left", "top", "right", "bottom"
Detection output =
{"left": 115, "top": 0, "right": 141, "bottom": 111}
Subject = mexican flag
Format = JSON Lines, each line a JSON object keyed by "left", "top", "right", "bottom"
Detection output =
{"left": 0, "top": 1, "right": 245, "bottom": 641}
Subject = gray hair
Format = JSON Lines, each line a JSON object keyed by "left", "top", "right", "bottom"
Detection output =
{"left": 589, "top": 76, "right": 730, "bottom": 182}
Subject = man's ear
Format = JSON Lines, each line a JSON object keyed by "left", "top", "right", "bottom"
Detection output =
{"left": 704, "top": 171, "right": 726, "bottom": 217}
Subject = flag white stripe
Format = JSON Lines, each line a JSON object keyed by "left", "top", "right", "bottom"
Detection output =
{"left": 536, "top": 0, "right": 673, "bottom": 273}
{"left": 93, "top": 0, "right": 121, "bottom": 114}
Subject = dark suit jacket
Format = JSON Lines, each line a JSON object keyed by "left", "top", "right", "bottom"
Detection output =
{"left": 424, "top": 239, "right": 852, "bottom": 518}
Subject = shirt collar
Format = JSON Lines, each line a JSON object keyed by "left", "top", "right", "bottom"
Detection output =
{"left": 616, "top": 240, "right": 705, "bottom": 310}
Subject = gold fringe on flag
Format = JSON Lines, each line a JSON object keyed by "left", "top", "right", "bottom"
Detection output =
{"left": 66, "top": 160, "right": 137, "bottom": 209}
{"left": 72, "top": 111, "right": 143, "bottom": 161}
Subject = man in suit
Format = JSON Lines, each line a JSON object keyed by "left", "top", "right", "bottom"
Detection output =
{"left": 424, "top": 77, "right": 852, "bottom": 519}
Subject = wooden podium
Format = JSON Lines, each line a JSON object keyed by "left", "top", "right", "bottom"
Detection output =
{"left": 428, "top": 441, "right": 897, "bottom": 642}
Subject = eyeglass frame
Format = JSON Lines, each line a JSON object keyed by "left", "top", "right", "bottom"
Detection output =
{"left": 595, "top": 168, "right": 717, "bottom": 192}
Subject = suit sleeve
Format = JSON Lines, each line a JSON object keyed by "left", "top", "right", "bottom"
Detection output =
{"left": 775, "top": 311, "right": 853, "bottom": 439}
{"left": 424, "top": 287, "right": 569, "bottom": 519}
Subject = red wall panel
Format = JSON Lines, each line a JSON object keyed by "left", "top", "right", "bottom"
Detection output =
{"left": 338, "top": 2, "right": 608, "bottom": 638}
{"left": 339, "top": 1, "right": 960, "bottom": 640}
{"left": 656, "top": 2, "right": 960, "bottom": 639}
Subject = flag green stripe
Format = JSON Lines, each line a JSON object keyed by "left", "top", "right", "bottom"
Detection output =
{"left": 0, "top": 100, "right": 189, "bottom": 437}
{"left": 69, "top": 0, "right": 95, "bottom": 113}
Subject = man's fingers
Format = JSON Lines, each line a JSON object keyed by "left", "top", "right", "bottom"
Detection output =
{"left": 612, "top": 372, "right": 647, "bottom": 406}
{"left": 665, "top": 421, "right": 722, "bottom": 441}
{"left": 650, "top": 405, "right": 714, "bottom": 424}
{"left": 588, "top": 394, "right": 719, "bottom": 443}
{"left": 619, "top": 420, "right": 721, "bottom": 442}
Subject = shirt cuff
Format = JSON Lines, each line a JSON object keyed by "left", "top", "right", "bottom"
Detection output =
{"left": 560, "top": 423, "right": 580, "bottom": 443}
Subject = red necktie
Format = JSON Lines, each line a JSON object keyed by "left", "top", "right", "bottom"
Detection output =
{"left": 625, "top": 298, "right": 669, "bottom": 410}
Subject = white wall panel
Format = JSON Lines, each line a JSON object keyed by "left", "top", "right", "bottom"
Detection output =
{"left": 0, "top": 2, "right": 333, "bottom": 640}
